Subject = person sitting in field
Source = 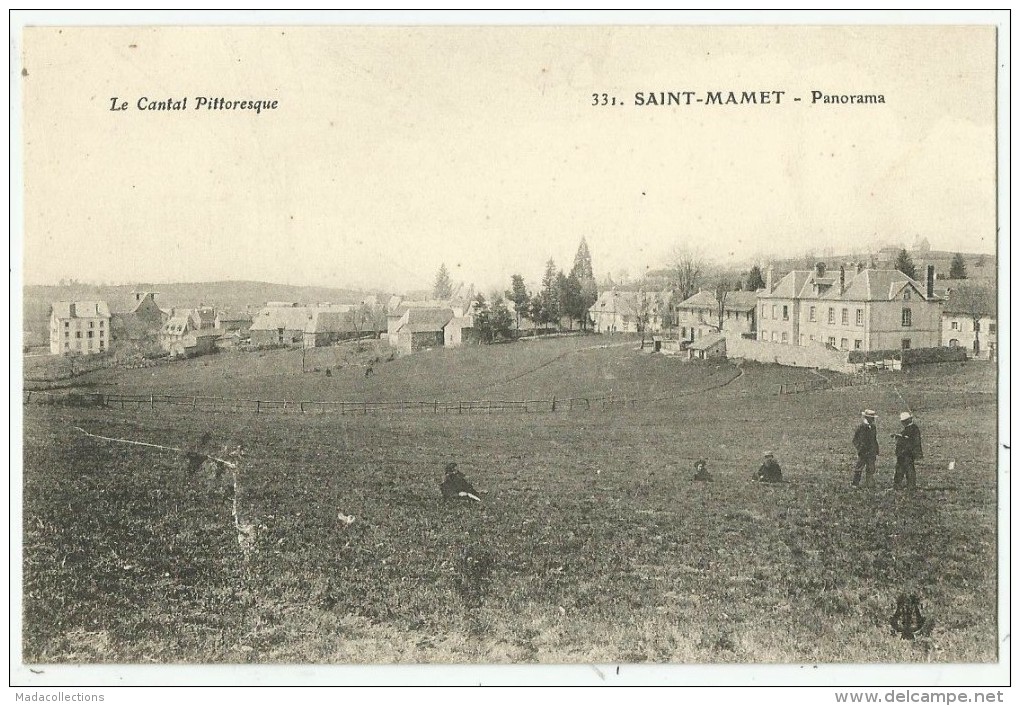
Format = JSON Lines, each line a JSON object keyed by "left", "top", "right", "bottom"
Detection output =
{"left": 752, "top": 453, "right": 784, "bottom": 483}
{"left": 693, "top": 459, "right": 713, "bottom": 481}
{"left": 440, "top": 462, "right": 481, "bottom": 502}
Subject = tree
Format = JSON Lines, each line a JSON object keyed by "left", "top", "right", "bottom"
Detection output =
{"left": 535, "top": 259, "right": 561, "bottom": 328}
{"left": 746, "top": 265, "right": 766, "bottom": 292}
{"left": 715, "top": 283, "right": 730, "bottom": 330}
{"left": 894, "top": 249, "right": 917, "bottom": 279}
{"left": 433, "top": 263, "right": 453, "bottom": 300}
{"left": 557, "top": 272, "right": 584, "bottom": 330}
{"left": 570, "top": 238, "right": 598, "bottom": 330}
{"left": 505, "top": 274, "right": 531, "bottom": 329}
{"left": 668, "top": 247, "right": 704, "bottom": 303}
{"left": 489, "top": 296, "right": 515, "bottom": 342}
{"left": 949, "top": 253, "right": 967, "bottom": 279}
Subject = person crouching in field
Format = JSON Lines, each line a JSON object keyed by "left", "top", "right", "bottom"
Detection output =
{"left": 440, "top": 462, "right": 481, "bottom": 502}
{"left": 891, "top": 412, "right": 923, "bottom": 490}
{"left": 852, "top": 409, "right": 879, "bottom": 488}
{"left": 752, "top": 453, "right": 784, "bottom": 483}
{"left": 693, "top": 459, "right": 713, "bottom": 481}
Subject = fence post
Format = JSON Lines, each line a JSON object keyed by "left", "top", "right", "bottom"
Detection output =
{"left": 150, "top": 394, "right": 154, "bottom": 411}
{"left": 434, "top": 400, "right": 438, "bottom": 413}
{"left": 25, "top": 391, "right": 31, "bottom": 404}
{"left": 192, "top": 396, "right": 198, "bottom": 410}
{"left": 459, "top": 401, "right": 462, "bottom": 414}
{"left": 300, "top": 401, "right": 304, "bottom": 413}
{"left": 552, "top": 396, "right": 557, "bottom": 412}
{"left": 256, "top": 400, "right": 260, "bottom": 414}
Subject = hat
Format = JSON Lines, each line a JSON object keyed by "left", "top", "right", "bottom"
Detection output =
{"left": 863, "top": 409, "right": 877, "bottom": 417}
{"left": 899, "top": 412, "right": 912, "bottom": 422}
{"left": 445, "top": 462, "right": 458, "bottom": 472}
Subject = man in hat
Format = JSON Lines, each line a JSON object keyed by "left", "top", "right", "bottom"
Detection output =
{"left": 752, "top": 453, "right": 784, "bottom": 483}
{"left": 852, "top": 410, "right": 879, "bottom": 488}
{"left": 693, "top": 459, "right": 713, "bottom": 482}
{"left": 891, "top": 412, "right": 923, "bottom": 490}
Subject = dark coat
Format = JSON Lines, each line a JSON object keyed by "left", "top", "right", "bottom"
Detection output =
{"left": 753, "top": 459, "right": 783, "bottom": 483}
{"left": 853, "top": 421, "right": 879, "bottom": 459}
{"left": 894, "top": 423, "right": 923, "bottom": 459}
{"left": 440, "top": 471, "right": 479, "bottom": 500}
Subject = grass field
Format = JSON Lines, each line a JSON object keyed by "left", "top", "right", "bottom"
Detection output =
{"left": 20, "top": 337, "right": 1000, "bottom": 663}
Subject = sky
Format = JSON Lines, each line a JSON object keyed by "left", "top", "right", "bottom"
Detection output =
{"left": 20, "top": 24, "right": 998, "bottom": 294}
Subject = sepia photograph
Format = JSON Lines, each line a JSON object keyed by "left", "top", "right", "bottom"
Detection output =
{"left": 10, "top": 10, "right": 1009, "bottom": 691}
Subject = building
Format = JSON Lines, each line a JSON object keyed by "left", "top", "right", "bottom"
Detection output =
{"left": 160, "top": 314, "right": 194, "bottom": 356}
{"left": 215, "top": 311, "right": 253, "bottom": 336}
{"left": 49, "top": 301, "right": 111, "bottom": 356}
{"left": 941, "top": 285, "right": 997, "bottom": 360}
{"left": 302, "top": 310, "right": 360, "bottom": 348}
{"left": 685, "top": 332, "right": 727, "bottom": 360}
{"left": 250, "top": 307, "right": 316, "bottom": 347}
{"left": 675, "top": 290, "right": 757, "bottom": 342}
{"left": 387, "top": 299, "right": 470, "bottom": 346}
{"left": 757, "top": 263, "right": 942, "bottom": 353}
{"left": 590, "top": 290, "right": 673, "bottom": 334}
{"left": 444, "top": 316, "right": 477, "bottom": 347}
{"left": 394, "top": 307, "right": 455, "bottom": 353}
{"left": 110, "top": 291, "right": 168, "bottom": 344}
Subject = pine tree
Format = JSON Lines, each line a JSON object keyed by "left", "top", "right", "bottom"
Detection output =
{"left": 949, "top": 253, "right": 967, "bottom": 279}
{"left": 505, "top": 274, "right": 530, "bottom": 329}
{"left": 433, "top": 263, "right": 453, "bottom": 299}
{"left": 894, "top": 249, "right": 917, "bottom": 279}
{"left": 570, "top": 238, "right": 598, "bottom": 330}
{"left": 746, "top": 265, "right": 766, "bottom": 291}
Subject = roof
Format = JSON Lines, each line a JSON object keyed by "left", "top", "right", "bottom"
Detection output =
{"left": 688, "top": 332, "right": 726, "bottom": 350}
{"left": 398, "top": 307, "right": 454, "bottom": 333}
{"left": 250, "top": 307, "right": 316, "bottom": 332}
{"left": 593, "top": 290, "right": 673, "bottom": 316}
{"left": 676, "top": 290, "right": 758, "bottom": 312}
{"left": 191, "top": 327, "right": 226, "bottom": 339}
{"left": 942, "top": 285, "right": 996, "bottom": 317}
{"left": 759, "top": 270, "right": 813, "bottom": 299}
{"left": 51, "top": 301, "right": 111, "bottom": 319}
{"left": 162, "top": 315, "right": 192, "bottom": 334}
{"left": 837, "top": 270, "right": 932, "bottom": 302}
{"left": 445, "top": 316, "right": 474, "bottom": 330}
{"left": 215, "top": 312, "right": 253, "bottom": 323}
{"left": 304, "top": 310, "right": 359, "bottom": 334}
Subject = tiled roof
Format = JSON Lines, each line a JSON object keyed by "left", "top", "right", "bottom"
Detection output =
{"left": 398, "top": 307, "right": 454, "bottom": 333}
{"left": 51, "top": 301, "right": 111, "bottom": 319}
{"left": 689, "top": 332, "right": 726, "bottom": 350}
{"left": 943, "top": 285, "right": 996, "bottom": 317}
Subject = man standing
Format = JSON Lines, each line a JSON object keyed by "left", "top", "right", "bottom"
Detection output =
{"left": 852, "top": 410, "right": 879, "bottom": 488}
{"left": 892, "top": 412, "right": 923, "bottom": 490}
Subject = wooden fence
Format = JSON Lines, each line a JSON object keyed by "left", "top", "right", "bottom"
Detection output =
{"left": 21, "top": 389, "right": 657, "bottom": 415}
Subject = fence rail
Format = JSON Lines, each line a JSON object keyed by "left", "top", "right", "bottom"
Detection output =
{"left": 22, "top": 389, "right": 658, "bottom": 415}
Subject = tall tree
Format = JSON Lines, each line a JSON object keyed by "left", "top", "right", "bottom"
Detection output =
{"left": 433, "top": 263, "right": 453, "bottom": 299}
{"left": 668, "top": 247, "right": 704, "bottom": 303}
{"left": 746, "top": 265, "right": 766, "bottom": 292}
{"left": 894, "top": 249, "right": 917, "bottom": 279}
{"left": 489, "top": 296, "right": 515, "bottom": 342}
{"left": 557, "top": 272, "right": 584, "bottom": 330}
{"left": 949, "top": 253, "right": 968, "bottom": 279}
{"left": 505, "top": 274, "right": 531, "bottom": 329}
{"left": 570, "top": 238, "right": 598, "bottom": 330}
{"left": 536, "top": 259, "right": 561, "bottom": 328}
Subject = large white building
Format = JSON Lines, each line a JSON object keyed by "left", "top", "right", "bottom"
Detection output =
{"left": 756, "top": 264, "right": 943, "bottom": 353}
{"left": 49, "top": 301, "right": 111, "bottom": 356}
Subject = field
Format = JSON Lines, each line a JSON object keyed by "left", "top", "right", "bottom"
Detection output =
{"left": 20, "top": 337, "right": 1000, "bottom": 663}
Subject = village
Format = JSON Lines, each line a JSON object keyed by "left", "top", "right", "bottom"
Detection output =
{"left": 38, "top": 240, "right": 997, "bottom": 378}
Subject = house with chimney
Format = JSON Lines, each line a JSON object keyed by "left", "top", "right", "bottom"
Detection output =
{"left": 941, "top": 284, "right": 997, "bottom": 360}
{"left": 50, "top": 301, "right": 111, "bottom": 356}
{"left": 675, "top": 290, "right": 757, "bottom": 343}
{"left": 590, "top": 289, "right": 673, "bottom": 334}
{"left": 109, "top": 291, "right": 169, "bottom": 344}
{"left": 757, "top": 263, "right": 942, "bottom": 353}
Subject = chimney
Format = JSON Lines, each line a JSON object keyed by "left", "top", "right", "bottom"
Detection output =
{"left": 839, "top": 265, "right": 846, "bottom": 294}
{"left": 815, "top": 262, "right": 826, "bottom": 278}
{"left": 856, "top": 261, "right": 865, "bottom": 274}
{"left": 765, "top": 267, "right": 773, "bottom": 292}
{"left": 926, "top": 265, "right": 935, "bottom": 299}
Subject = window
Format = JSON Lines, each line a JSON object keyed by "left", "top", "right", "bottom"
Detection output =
{"left": 949, "top": 339, "right": 959, "bottom": 347}
{"left": 782, "top": 332, "right": 788, "bottom": 343}
{"left": 99, "top": 320, "right": 104, "bottom": 328}
{"left": 974, "top": 321, "right": 981, "bottom": 332}
{"left": 772, "top": 332, "right": 777, "bottom": 342}
{"left": 828, "top": 307, "right": 835, "bottom": 324}
{"left": 99, "top": 331, "right": 104, "bottom": 339}
{"left": 809, "top": 306, "right": 816, "bottom": 322}
{"left": 809, "top": 335, "right": 815, "bottom": 342}
{"left": 901, "top": 308, "right": 912, "bottom": 327}
{"left": 951, "top": 321, "right": 958, "bottom": 330}
{"left": 903, "top": 289, "right": 911, "bottom": 301}
{"left": 856, "top": 309, "right": 864, "bottom": 326}
{"left": 76, "top": 331, "right": 81, "bottom": 339}
{"left": 64, "top": 331, "right": 69, "bottom": 339}
{"left": 854, "top": 339, "right": 863, "bottom": 350}
{"left": 840, "top": 338, "right": 848, "bottom": 350}
{"left": 841, "top": 309, "right": 849, "bottom": 326}
{"left": 827, "top": 336, "right": 836, "bottom": 347}
{"left": 782, "top": 305, "right": 789, "bottom": 321}
{"left": 990, "top": 323, "right": 997, "bottom": 335}
{"left": 87, "top": 331, "right": 93, "bottom": 339}
{"left": 772, "top": 305, "right": 777, "bottom": 319}
{"left": 761, "top": 304, "right": 766, "bottom": 319}
{"left": 64, "top": 342, "right": 69, "bottom": 349}
{"left": 89, "top": 321, "right": 94, "bottom": 329}
{"left": 759, "top": 329, "right": 765, "bottom": 340}
{"left": 99, "top": 341, "right": 105, "bottom": 350}
{"left": 902, "top": 338, "right": 911, "bottom": 350}
{"left": 64, "top": 321, "right": 69, "bottom": 328}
